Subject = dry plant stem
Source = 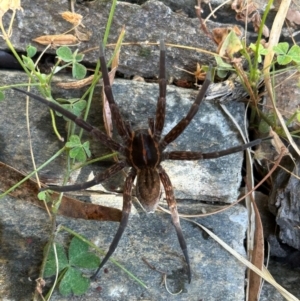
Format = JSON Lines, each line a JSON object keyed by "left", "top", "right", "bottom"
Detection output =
{"left": 203, "top": 0, "right": 231, "bottom": 24}
{"left": 233, "top": 62, "right": 258, "bottom": 104}
{"left": 141, "top": 258, "right": 182, "bottom": 295}
{"left": 245, "top": 178, "right": 264, "bottom": 301}
{"left": 267, "top": 159, "right": 300, "bottom": 180}
{"left": 32, "top": 216, "right": 57, "bottom": 301}
{"left": 142, "top": 257, "right": 166, "bottom": 276}
{"left": 163, "top": 275, "right": 182, "bottom": 296}
{"left": 0, "top": 9, "right": 16, "bottom": 38}
{"left": 45, "top": 242, "right": 60, "bottom": 301}
{"left": 26, "top": 45, "right": 52, "bottom": 218}
{"left": 159, "top": 145, "right": 286, "bottom": 219}
{"left": 195, "top": 0, "right": 215, "bottom": 43}
{"left": 263, "top": 0, "right": 300, "bottom": 157}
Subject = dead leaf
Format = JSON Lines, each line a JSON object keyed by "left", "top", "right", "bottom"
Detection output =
{"left": 269, "top": 128, "right": 289, "bottom": 158}
{"left": 286, "top": 8, "right": 300, "bottom": 26}
{"left": 248, "top": 198, "right": 264, "bottom": 301}
{"left": 213, "top": 26, "right": 242, "bottom": 58}
{"left": 35, "top": 278, "right": 46, "bottom": 295}
{"left": 173, "top": 79, "right": 193, "bottom": 88}
{"left": 0, "top": 162, "right": 122, "bottom": 222}
{"left": 212, "top": 27, "right": 229, "bottom": 45}
{"left": 60, "top": 11, "right": 83, "bottom": 26}
{"left": 194, "top": 63, "right": 206, "bottom": 82}
{"left": 74, "top": 27, "right": 92, "bottom": 42}
{"left": 232, "top": 0, "right": 269, "bottom": 38}
{"left": 33, "top": 34, "right": 78, "bottom": 47}
{"left": 0, "top": 0, "right": 22, "bottom": 17}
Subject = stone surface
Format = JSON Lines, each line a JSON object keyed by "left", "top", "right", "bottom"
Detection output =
{"left": 1, "top": 0, "right": 221, "bottom": 80}
{"left": 0, "top": 67, "right": 250, "bottom": 300}
{"left": 1, "top": 0, "right": 299, "bottom": 300}
{"left": 274, "top": 158, "right": 300, "bottom": 250}
{"left": 0, "top": 194, "right": 248, "bottom": 301}
{"left": 0, "top": 71, "right": 248, "bottom": 204}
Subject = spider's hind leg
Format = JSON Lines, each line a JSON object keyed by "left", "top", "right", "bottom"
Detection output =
{"left": 91, "top": 169, "right": 136, "bottom": 280}
{"left": 158, "top": 166, "right": 191, "bottom": 283}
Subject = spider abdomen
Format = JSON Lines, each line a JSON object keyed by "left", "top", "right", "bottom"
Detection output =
{"left": 136, "top": 168, "right": 161, "bottom": 212}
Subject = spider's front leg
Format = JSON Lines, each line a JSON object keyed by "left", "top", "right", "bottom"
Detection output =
{"left": 162, "top": 136, "right": 271, "bottom": 161}
{"left": 160, "top": 67, "right": 212, "bottom": 150}
{"left": 158, "top": 165, "right": 191, "bottom": 283}
{"left": 154, "top": 39, "right": 167, "bottom": 139}
{"left": 91, "top": 169, "right": 136, "bottom": 280}
{"left": 12, "top": 88, "right": 123, "bottom": 153}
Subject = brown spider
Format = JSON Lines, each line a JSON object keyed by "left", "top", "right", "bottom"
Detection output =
{"left": 13, "top": 39, "right": 266, "bottom": 283}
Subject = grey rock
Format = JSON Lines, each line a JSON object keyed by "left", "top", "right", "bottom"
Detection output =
{"left": 275, "top": 158, "right": 300, "bottom": 250}
{"left": 0, "top": 68, "right": 250, "bottom": 300}
{"left": 267, "top": 142, "right": 300, "bottom": 251}
{"left": 1, "top": 71, "right": 247, "bottom": 204}
{"left": 0, "top": 195, "right": 248, "bottom": 301}
{"left": 5, "top": 0, "right": 225, "bottom": 80}
{"left": 0, "top": 0, "right": 271, "bottom": 299}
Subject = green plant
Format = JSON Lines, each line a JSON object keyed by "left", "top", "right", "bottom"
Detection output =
{"left": 273, "top": 42, "right": 300, "bottom": 65}
{"left": 44, "top": 237, "right": 100, "bottom": 297}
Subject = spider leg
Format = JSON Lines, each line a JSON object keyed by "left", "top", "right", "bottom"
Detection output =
{"left": 162, "top": 137, "right": 270, "bottom": 160}
{"left": 99, "top": 42, "right": 132, "bottom": 142}
{"left": 43, "top": 161, "right": 126, "bottom": 192}
{"left": 160, "top": 68, "right": 212, "bottom": 150}
{"left": 91, "top": 169, "right": 136, "bottom": 280}
{"left": 12, "top": 88, "right": 124, "bottom": 153}
{"left": 154, "top": 39, "right": 167, "bottom": 139}
{"left": 148, "top": 117, "right": 155, "bottom": 134}
{"left": 158, "top": 165, "right": 191, "bottom": 283}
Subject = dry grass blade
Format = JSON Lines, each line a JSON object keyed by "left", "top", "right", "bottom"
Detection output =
{"left": 184, "top": 219, "right": 300, "bottom": 301}
{"left": 56, "top": 74, "right": 95, "bottom": 89}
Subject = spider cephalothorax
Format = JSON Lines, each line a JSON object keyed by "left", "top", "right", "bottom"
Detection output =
{"left": 13, "top": 39, "right": 266, "bottom": 283}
